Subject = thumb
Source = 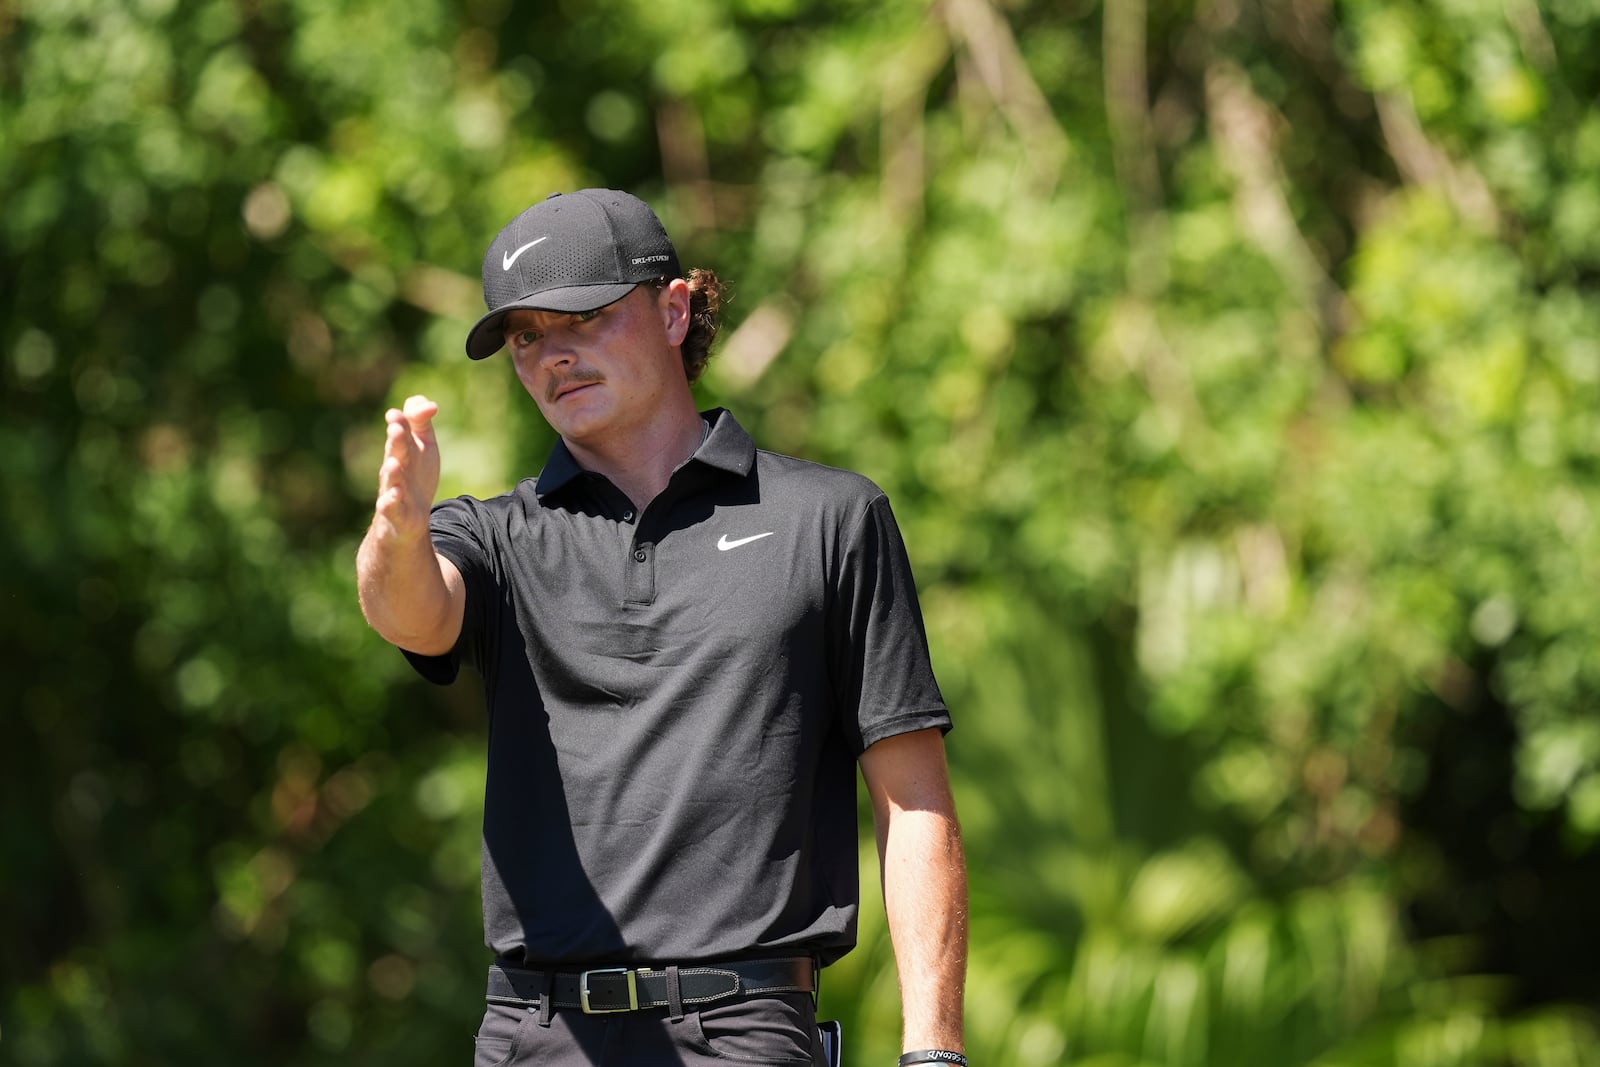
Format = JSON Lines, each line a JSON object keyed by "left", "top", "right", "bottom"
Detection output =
{"left": 402, "top": 394, "right": 439, "bottom": 438}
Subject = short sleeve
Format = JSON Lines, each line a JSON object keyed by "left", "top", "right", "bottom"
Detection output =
{"left": 400, "top": 496, "right": 495, "bottom": 685}
{"left": 829, "top": 493, "right": 951, "bottom": 753}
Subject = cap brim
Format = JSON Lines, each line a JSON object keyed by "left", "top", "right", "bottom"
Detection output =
{"left": 464, "top": 282, "right": 641, "bottom": 359}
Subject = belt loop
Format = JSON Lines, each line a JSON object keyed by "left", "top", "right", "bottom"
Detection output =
{"left": 666, "top": 965, "right": 684, "bottom": 1021}
{"left": 538, "top": 970, "right": 553, "bottom": 1028}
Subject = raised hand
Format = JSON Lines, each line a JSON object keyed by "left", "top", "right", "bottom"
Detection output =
{"left": 373, "top": 394, "right": 441, "bottom": 546}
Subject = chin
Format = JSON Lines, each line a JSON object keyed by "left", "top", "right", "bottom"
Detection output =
{"left": 549, "top": 404, "right": 617, "bottom": 443}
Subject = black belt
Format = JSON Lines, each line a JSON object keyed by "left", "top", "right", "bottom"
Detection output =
{"left": 487, "top": 957, "right": 814, "bottom": 1015}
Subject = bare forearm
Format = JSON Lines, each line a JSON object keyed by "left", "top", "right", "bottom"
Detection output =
{"left": 358, "top": 394, "right": 462, "bottom": 654}
{"left": 356, "top": 524, "right": 458, "bottom": 654}
{"left": 883, "top": 807, "right": 968, "bottom": 1051}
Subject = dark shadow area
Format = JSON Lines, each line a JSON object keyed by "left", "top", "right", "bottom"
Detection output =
{"left": 1402, "top": 653, "right": 1600, "bottom": 1010}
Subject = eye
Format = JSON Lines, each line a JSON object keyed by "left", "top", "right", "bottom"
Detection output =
{"left": 574, "top": 309, "right": 601, "bottom": 323}
{"left": 513, "top": 328, "right": 541, "bottom": 347}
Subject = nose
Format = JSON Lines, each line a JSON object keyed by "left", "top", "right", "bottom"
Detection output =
{"left": 536, "top": 328, "right": 577, "bottom": 369}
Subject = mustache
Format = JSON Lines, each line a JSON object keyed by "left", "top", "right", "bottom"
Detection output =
{"left": 546, "top": 367, "right": 603, "bottom": 403}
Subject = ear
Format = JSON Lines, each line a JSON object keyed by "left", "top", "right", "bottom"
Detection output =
{"left": 658, "top": 278, "right": 691, "bottom": 347}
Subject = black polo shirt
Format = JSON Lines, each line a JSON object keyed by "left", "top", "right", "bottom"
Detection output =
{"left": 402, "top": 409, "right": 949, "bottom": 967}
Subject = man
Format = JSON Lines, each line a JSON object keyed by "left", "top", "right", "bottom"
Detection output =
{"left": 357, "top": 189, "right": 966, "bottom": 1066}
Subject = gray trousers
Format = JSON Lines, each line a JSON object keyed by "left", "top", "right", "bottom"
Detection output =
{"left": 473, "top": 993, "right": 828, "bottom": 1066}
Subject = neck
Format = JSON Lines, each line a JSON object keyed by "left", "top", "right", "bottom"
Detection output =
{"left": 565, "top": 402, "right": 705, "bottom": 509}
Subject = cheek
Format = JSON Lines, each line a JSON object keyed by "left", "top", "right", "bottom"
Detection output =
{"left": 511, "top": 357, "right": 543, "bottom": 397}
{"left": 650, "top": 349, "right": 686, "bottom": 391}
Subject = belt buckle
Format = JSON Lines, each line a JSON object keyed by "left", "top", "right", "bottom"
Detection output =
{"left": 579, "top": 967, "right": 639, "bottom": 1014}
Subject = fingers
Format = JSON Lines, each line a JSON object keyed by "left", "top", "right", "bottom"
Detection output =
{"left": 383, "top": 395, "right": 438, "bottom": 454}
{"left": 403, "top": 394, "right": 439, "bottom": 437}
{"left": 375, "top": 396, "right": 443, "bottom": 531}
{"left": 383, "top": 412, "right": 414, "bottom": 467}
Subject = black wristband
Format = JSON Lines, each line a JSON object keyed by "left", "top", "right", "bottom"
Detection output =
{"left": 899, "top": 1052, "right": 967, "bottom": 1067}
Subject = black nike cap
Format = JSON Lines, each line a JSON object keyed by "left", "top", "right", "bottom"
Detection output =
{"left": 465, "top": 189, "right": 682, "bottom": 360}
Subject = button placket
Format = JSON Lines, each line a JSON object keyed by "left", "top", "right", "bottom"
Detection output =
{"left": 624, "top": 539, "right": 655, "bottom": 604}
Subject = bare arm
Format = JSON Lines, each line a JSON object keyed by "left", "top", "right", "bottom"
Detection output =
{"left": 860, "top": 727, "right": 967, "bottom": 1055}
{"left": 356, "top": 394, "right": 465, "bottom": 656}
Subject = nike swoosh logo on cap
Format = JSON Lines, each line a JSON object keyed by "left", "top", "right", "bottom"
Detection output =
{"left": 717, "top": 532, "right": 775, "bottom": 551}
{"left": 502, "top": 236, "right": 549, "bottom": 271}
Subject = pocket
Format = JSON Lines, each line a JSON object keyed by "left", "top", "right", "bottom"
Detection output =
{"left": 474, "top": 1004, "right": 534, "bottom": 1067}
{"left": 686, "top": 993, "right": 822, "bottom": 1064}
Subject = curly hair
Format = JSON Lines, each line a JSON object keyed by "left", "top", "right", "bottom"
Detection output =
{"left": 652, "top": 269, "right": 725, "bottom": 384}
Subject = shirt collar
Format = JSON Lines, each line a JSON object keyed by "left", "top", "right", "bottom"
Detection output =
{"left": 534, "top": 408, "right": 754, "bottom": 500}
{"left": 694, "top": 408, "right": 756, "bottom": 477}
{"left": 533, "top": 436, "right": 586, "bottom": 498}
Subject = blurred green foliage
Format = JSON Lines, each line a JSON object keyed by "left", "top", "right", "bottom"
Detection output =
{"left": 6, "top": 0, "right": 1600, "bottom": 1063}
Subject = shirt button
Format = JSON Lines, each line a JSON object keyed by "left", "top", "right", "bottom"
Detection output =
{"left": 623, "top": 510, "right": 634, "bottom": 521}
{"left": 633, "top": 548, "right": 647, "bottom": 562}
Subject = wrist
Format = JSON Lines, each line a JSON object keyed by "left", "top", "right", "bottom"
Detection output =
{"left": 899, "top": 1052, "right": 967, "bottom": 1067}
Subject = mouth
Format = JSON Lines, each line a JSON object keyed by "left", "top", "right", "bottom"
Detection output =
{"left": 550, "top": 378, "right": 602, "bottom": 402}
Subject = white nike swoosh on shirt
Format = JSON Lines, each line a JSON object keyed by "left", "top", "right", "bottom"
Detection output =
{"left": 717, "top": 532, "right": 775, "bottom": 551}
{"left": 502, "top": 236, "right": 548, "bottom": 270}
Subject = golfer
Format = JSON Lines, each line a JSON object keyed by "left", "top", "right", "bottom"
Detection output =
{"left": 358, "top": 189, "right": 967, "bottom": 1066}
